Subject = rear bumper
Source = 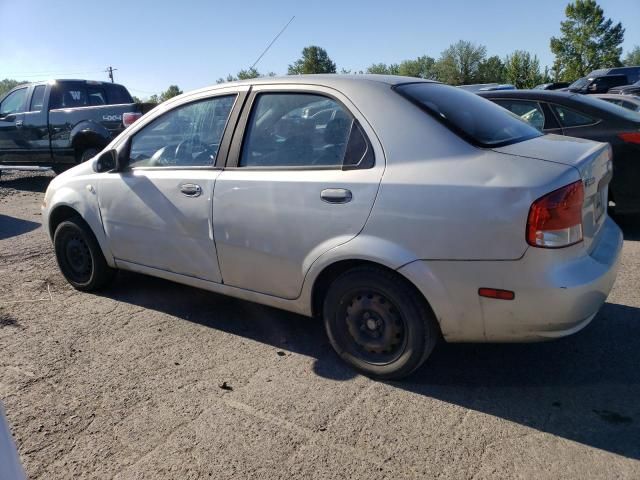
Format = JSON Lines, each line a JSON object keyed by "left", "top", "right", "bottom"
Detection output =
{"left": 398, "top": 216, "right": 623, "bottom": 342}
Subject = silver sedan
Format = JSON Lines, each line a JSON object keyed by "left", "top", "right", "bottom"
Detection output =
{"left": 42, "top": 75, "right": 623, "bottom": 379}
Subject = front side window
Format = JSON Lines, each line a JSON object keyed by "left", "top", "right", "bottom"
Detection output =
{"left": 129, "top": 95, "right": 235, "bottom": 168}
{"left": 239, "top": 93, "right": 372, "bottom": 168}
{"left": 0, "top": 88, "right": 28, "bottom": 116}
{"left": 494, "top": 100, "right": 546, "bottom": 131}
{"left": 30, "top": 85, "right": 46, "bottom": 111}
{"left": 396, "top": 83, "right": 541, "bottom": 147}
{"left": 551, "top": 105, "right": 597, "bottom": 127}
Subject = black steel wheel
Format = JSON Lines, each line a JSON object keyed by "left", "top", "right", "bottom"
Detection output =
{"left": 53, "top": 217, "right": 115, "bottom": 291}
{"left": 323, "top": 266, "right": 440, "bottom": 380}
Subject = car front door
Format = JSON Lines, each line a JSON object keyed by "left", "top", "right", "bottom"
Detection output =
{"left": 97, "top": 90, "right": 243, "bottom": 282}
{"left": 0, "top": 87, "right": 29, "bottom": 163}
{"left": 212, "top": 86, "right": 384, "bottom": 299}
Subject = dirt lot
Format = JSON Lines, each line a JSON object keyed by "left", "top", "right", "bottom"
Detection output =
{"left": 1, "top": 170, "right": 639, "bottom": 479}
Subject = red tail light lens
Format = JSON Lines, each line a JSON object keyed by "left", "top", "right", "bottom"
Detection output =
{"left": 123, "top": 112, "right": 142, "bottom": 128}
{"left": 526, "top": 180, "right": 584, "bottom": 248}
{"left": 618, "top": 132, "right": 640, "bottom": 145}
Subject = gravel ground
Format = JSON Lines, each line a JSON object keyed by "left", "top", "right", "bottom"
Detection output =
{"left": 1, "top": 170, "right": 639, "bottom": 479}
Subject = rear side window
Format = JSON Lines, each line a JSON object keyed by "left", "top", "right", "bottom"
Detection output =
{"left": 30, "top": 85, "right": 46, "bottom": 111}
{"left": 395, "top": 83, "right": 541, "bottom": 147}
{"left": 87, "top": 87, "right": 107, "bottom": 106}
{"left": 239, "top": 93, "right": 373, "bottom": 168}
{"left": 106, "top": 84, "right": 133, "bottom": 104}
{"left": 551, "top": 105, "right": 597, "bottom": 127}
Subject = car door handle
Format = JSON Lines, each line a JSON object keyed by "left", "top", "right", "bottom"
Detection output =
{"left": 15, "top": 120, "right": 23, "bottom": 128}
{"left": 320, "top": 188, "right": 352, "bottom": 204}
{"left": 180, "top": 183, "right": 202, "bottom": 197}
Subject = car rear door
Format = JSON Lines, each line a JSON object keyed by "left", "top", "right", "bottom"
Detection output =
{"left": 212, "top": 85, "right": 384, "bottom": 299}
{"left": 97, "top": 88, "right": 245, "bottom": 282}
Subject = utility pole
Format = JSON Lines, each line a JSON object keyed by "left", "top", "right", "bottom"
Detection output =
{"left": 105, "top": 66, "right": 117, "bottom": 83}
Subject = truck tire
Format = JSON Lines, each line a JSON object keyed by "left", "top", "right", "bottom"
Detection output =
{"left": 79, "top": 147, "right": 99, "bottom": 163}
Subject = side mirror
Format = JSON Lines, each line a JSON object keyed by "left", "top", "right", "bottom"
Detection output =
{"left": 94, "top": 149, "right": 117, "bottom": 173}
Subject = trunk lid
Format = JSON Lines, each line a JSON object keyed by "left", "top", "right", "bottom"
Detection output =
{"left": 493, "top": 134, "right": 613, "bottom": 252}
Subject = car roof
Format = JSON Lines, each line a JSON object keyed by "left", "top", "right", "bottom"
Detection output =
{"left": 595, "top": 94, "right": 640, "bottom": 103}
{"left": 181, "top": 74, "right": 435, "bottom": 99}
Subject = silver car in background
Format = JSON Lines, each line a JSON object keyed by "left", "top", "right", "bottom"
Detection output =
{"left": 42, "top": 75, "right": 623, "bottom": 379}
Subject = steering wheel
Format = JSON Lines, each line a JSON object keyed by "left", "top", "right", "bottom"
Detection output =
{"left": 174, "top": 136, "right": 207, "bottom": 164}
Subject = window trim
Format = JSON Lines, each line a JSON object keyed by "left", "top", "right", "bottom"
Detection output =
{"left": 0, "top": 87, "right": 29, "bottom": 117}
{"left": 224, "top": 88, "right": 375, "bottom": 171}
{"left": 124, "top": 92, "right": 243, "bottom": 171}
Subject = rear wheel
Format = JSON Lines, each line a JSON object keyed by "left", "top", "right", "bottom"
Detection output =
{"left": 53, "top": 217, "right": 115, "bottom": 291}
{"left": 323, "top": 266, "right": 439, "bottom": 380}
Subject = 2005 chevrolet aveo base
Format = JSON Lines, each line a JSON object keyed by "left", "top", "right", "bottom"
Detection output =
{"left": 42, "top": 75, "right": 623, "bottom": 379}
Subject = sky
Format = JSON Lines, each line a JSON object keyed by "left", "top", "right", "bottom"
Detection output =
{"left": 1, "top": 0, "right": 639, "bottom": 98}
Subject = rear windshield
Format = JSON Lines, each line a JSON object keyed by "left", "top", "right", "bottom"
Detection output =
{"left": 575, "top": 94, "right": 640, "bottom": 122}
{"left": 395, "top": 83, "right": 541, "bottom": 147}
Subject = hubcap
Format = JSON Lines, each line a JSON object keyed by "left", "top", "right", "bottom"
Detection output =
{"left": 64, "top": 235, "right": 92, "bottom": 281}
{"left": 343, "top": 291, "right": 406, "bottom": 363}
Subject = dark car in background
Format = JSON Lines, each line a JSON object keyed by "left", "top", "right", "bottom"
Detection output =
{"left": 0, "top": 79, "right": 153, "bottom": 175}
{"left": 588, "top": 66, "right": 640, "bottom": 84}
{"left": 566, "top": 74, "right": 629, "bottom": 94}
{"left": 595, "top": 94, "right": 640, "bottom": 112}
{"left": 479, "top": 89, "right": 640, "bottom": 214}
{"left": 609, "top": 80, "right": 640, "bottom": 96}
{"left": 534, "top": 82, "right": 571, "bottom": 90}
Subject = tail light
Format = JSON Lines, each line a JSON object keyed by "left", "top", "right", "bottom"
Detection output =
{"left": 526, "top": 180, "right": 584, "bottom": 248}
{"left": 618, "top": 132, "right": 640, "bottom": 145}
{"left": 123, "top": 112, "right": 142, "bottom": 128}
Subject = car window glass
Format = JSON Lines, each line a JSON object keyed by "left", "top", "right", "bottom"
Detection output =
{"left": 106, "top": 85, "right": 133, "bottom": 104}
{"left": 239, "top": 93, "right": 364, "bottom": 168}
{"left": 552, "top": 105, "right": 597, "bottom": 127}
{"left": 60, "top": 86, "right": 86, "bottom": 108}
{"left": 29, "top": 86, "right": 46, "bottom": 111}
{"left": 129, "top": 95, "right": 235, "bottom": 168}
{"left": 87, "top": 87, "right": 107, "bottom": 106}
{"left": 0, "top": 88, "right": 28, "bottom": 116}
{"left": 494, "top": 100, "right": 545, "bottom": 131}
{"left": 396, "top": 83, "right": 540, "bottom": 147}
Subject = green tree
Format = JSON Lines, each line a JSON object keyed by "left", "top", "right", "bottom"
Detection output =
{"left": 366, "top": 63, "right": 400, "bottom": 75}
{"left": 550, "top": 0, "right": 624, "bottom": 81}
{"left": 397, "top": 56, "right": 437, "bottom": 79}
{"left": 624, "top": 46, "right": 640, "bottom": 66}
{"left": 477, "top": 56, "right": 506, "bottom": 83}
{"left": 434, "top": 40, "right": 487, "bottom": 85}
{"left": 288, "top": 46, "right": 336, "bottom": 75}
{"left": 237, "top": 67, "right": 261, "bottom": 80}
{"left": 148, "top": 94, "right": 160, "bottom": 104}
{"left": 131, "top": 95, "right": 142, "bottom": 103}
{"left": 0, "top": 79, "right": 27, "bottom": 98}
{"left": 503, "top": 50, "right": 544, "bottom": 88}
{"left": 159, "top": 85, "right": 183, "bottom": 102}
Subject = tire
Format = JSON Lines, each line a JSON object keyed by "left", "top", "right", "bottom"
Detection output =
{"left": 53, "top": 217, "right": 115, "bottom": 291}
{"left": 79, "top": 147, "right": 99, "bottom": 163}
{"left": 323, "top": 266, "right": 440, "bottom": 380}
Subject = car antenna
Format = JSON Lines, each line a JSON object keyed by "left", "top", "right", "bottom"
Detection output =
{"left": 249, "top": 15, "right": 295, "bottom": 71}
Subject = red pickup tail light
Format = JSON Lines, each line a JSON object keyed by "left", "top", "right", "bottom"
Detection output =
{"left": 526, "top": 180, "right": 584, "bottom": 248}
{"left": 123, "top": 112, "right": 142, "bottom": 128}
{"left": 618, "top": 132, "right": 640, "bottom": 145}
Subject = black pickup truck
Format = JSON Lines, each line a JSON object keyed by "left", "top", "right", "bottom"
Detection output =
{"left": 0, "top": 79, "right": 153, "bottom": 174}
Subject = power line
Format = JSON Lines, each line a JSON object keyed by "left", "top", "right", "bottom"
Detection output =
{"left": 249, "top": 15, "right": 295, "bottom": 70}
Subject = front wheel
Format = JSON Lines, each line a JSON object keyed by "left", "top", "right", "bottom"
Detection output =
{"left": 53, "top": 217, "right": 115, "bottom": 291}
{"left": 323, "top": 266, "right": 440, "bottom": 380}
